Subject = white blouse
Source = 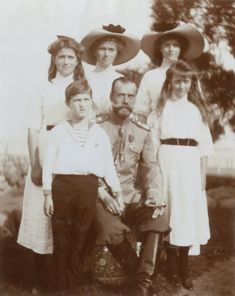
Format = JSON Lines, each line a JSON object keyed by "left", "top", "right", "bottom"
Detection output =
{"left": 27, "top": 72, "right": 73, "bottom": 131}
{"left": 42, "top": 121, "right": 121, "bottom": 193}
{"left": 86, "top": 66, "right": 122, "bottom": 115}
{"left": 133, "top": 66, "right": 168, "bottom": 116}
{"left": 159, "top": 96, "right": 214, "bottom": 157}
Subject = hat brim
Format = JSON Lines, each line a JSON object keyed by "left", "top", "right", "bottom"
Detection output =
{"left": 81, "top": 29, "right": 141, "bottom": 65}
{"left": 142, "top": 23, "right": 204, "bottom": 61}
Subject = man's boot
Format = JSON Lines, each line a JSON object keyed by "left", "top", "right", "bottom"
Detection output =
{"left": 166, "top": 244, "right": 181, "bottom": 288}
{"left": 179, "top": 246, "right": 193, "bottom": 290}
{"left": 108, "top": 236, "right": 139, "bottom": 275}
{"left": 131, "top": 232, "right": 161, "bottom": 296}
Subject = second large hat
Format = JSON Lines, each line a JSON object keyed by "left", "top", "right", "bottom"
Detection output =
{"left": 142, "top": 21, "right": 204, "bottom": 61}
{"left": 81, "top": 24, "right": 141, "bottom": 65}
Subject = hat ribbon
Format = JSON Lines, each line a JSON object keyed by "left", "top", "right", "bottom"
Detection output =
{"left": 153, "top": 21, "right": 180, "bottom": 32}
{"left": 102, "top": 24, "right": 126, "bottom": 34}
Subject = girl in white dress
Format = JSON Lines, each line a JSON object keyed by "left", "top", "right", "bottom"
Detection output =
{"left": 156, "top": 60, "right": 214, "bottom": 290}
{"left": 81, "top": 24, "right": 140, "bottom": 117}
{"left": 133, "top": 22, "right": 204, "bottom": 150}
{"left": 17, "top": 36, "right": 85, "bottom": 293}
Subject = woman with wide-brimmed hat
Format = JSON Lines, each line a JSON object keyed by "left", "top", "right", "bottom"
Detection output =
{"left": 81, "top": 24, "right": 141, "bottom": 116}
{"left": 133, "top": 21, "right": 204, "bottom": 143}
{"left": 17, "top": 35, "right": 85, "bottom": 294}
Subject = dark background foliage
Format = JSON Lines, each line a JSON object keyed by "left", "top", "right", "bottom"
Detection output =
{"left": 120, "top": 0, "right": 235, "bottom": 141}
{"left": 151, "top": 0, "right": 235, "bottom": 140}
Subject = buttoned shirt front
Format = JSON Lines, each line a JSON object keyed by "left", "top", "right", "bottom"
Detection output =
{"left": 100, "top": 111, "right": 161, "bottom": 204}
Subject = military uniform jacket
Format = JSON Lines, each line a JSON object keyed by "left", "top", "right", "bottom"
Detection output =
{"left": 99, "top": 111, "right": 160, "bottom": 204}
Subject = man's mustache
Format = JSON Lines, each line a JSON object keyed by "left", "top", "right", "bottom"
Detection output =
{"left": 112, "top": 102, "right": 132, "bottom": 112}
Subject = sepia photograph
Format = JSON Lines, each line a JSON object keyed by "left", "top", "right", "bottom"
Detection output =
{"left": 0, "top": 0, "right": 235, "bottom": 295}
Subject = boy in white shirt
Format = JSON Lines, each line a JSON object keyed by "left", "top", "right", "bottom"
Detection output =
{"left": 43, "top": 79, "right": 122, "bottom": 294}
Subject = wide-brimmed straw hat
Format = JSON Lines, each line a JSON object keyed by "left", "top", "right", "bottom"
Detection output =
{"left": 142, "top": 21, "right": 204, "bottom": 61}
{"left": 81, "top": 24, "right": 141, "bottom": 65}
{"left": 48, "top": 35, "right": 84, "bottom": 56}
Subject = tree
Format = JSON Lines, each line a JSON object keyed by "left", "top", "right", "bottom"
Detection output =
{"left": 151, "top": 0, "right": 235, "bottom": 55}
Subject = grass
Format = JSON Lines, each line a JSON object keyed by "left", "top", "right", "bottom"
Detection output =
{"left": 0, "top": 175, "right": 234, "bottom": 295}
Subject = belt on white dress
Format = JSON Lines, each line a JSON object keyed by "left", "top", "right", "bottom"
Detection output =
{"left": 160, "top": 138, "right": 198, "bottom": 146}
{"left": 46, "top": 125, "right": 55, "bottom": 131}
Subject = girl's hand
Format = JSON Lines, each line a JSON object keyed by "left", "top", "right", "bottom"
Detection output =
{"left": 43, "top": 194, "right": 54, "bottom": 217}
{"left": 201, "top": 157, "right": 207, "bottom": 191}
{"left": 31, "top": 164, "right": 42, "bottom": 186}
{"left": 201, "top": 173, "right": 206, "bottom": 191}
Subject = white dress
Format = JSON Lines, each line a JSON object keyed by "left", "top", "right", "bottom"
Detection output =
{"left": 17, "top": 73, "right": 73, "bottom": 254}
{"left": 86, "top": 66, "right": 122, "bottom": 115}
{"left": 133, "top": 66, "right": 168, "bottom": 149}
{"left": 134, "top": 66, "right": 168, "bottom": 117}
{"left": 157, "top": 96, "right": 214, "bottom": 248}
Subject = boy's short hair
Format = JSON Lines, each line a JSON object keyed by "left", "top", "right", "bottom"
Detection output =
{"left": 65, "top": 79, "right": 92, "bottom": 103}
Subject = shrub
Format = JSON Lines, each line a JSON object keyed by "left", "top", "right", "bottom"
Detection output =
{"left": 0, "top": 154, "right": 29, "bottom": 191}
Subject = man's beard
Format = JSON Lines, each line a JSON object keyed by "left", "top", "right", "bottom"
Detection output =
{"left": 113, "top": 104, "right": 132, "bottom": 118}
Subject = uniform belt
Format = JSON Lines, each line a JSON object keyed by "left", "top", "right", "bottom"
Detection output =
{"left": 46, "top": 125, "right": 55, "bottom": 131}
{"left": 160, "top": 138, "right": 198, "bottom": 146}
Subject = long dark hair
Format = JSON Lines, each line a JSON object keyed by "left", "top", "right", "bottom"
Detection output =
{"left": 156, "top": 60, "right": 210, "bottom": 124}
{"left": 47, "top": 36, "right": 85, "bottom": 81}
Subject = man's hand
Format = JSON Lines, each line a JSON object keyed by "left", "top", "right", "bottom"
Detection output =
{"left": 99, "top": 187, "right": 123, "bottom": 216}
{"left": 145, "top": 197, "right": 159, "bottom": 207}
{"left": 43, "top": 192, "right": 54, "bottom": 217}
{"left": 114, "top": 192, "right": 125, "bottom": 212}
{"left": 145, "top": 197, "right": 166, "bottom": 219}
{"left": 31, "top": 164, "right": 42, "bottom": 186}
{"left": 152, "top": 207, "right": 165, "bottom": 219}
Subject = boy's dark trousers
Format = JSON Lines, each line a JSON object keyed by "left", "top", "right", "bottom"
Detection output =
{"left": 51, "top": 174, "right": 98, "bottom": 293}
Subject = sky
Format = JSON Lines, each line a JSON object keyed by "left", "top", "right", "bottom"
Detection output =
{"left": 0, "top": 0, "right": 152, "bottom": 147}
{"left": 0, "top": 0, "right": 234, "bottom": 154}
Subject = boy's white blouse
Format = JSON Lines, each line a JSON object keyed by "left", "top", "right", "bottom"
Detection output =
{"left": 159, "top": 96, "right": 214, "bottom": 157}
{"left": 42, "top": 121, "right": 121, "bottom": 192}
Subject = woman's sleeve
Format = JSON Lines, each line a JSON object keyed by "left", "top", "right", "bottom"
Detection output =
{"left": 101, "top": 131, "right": 121, "bottom": 193}
{"left": 42, "top": 128, "right": 59, "bottom": 190}
{"left": 27, "top": 88, "right": 43, "bottom": 131}
{"left": 198, "top": 121, "right": 214, "bottom": 157}
{"left": 133, "top": 72, "right": 151, "bottom": 117}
